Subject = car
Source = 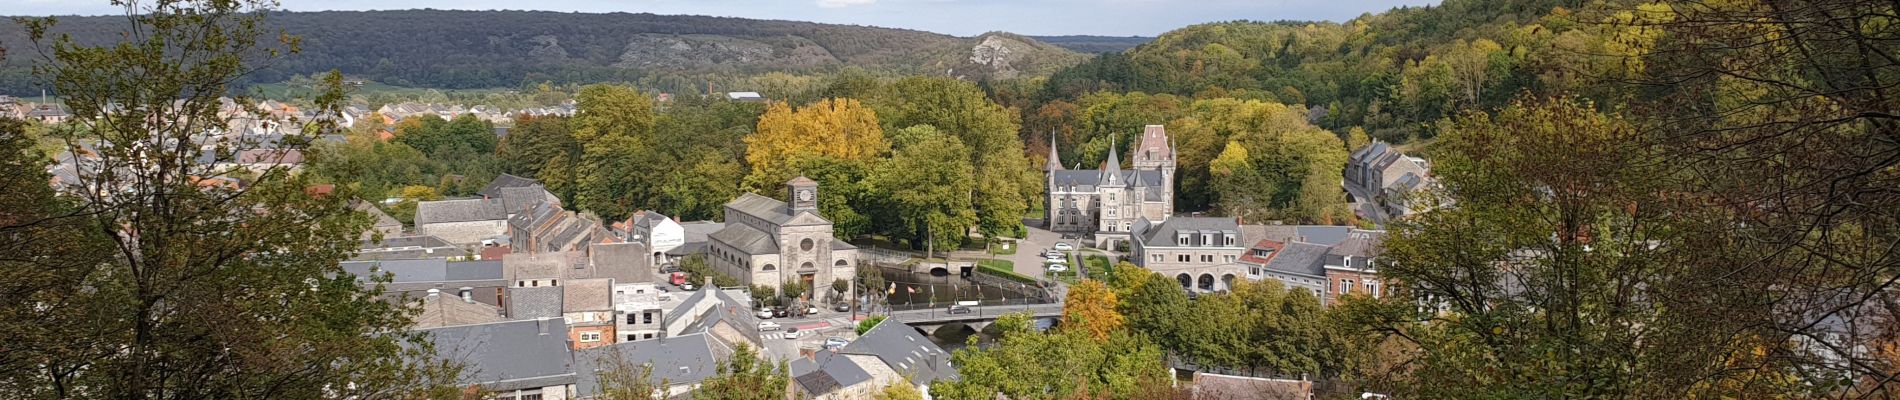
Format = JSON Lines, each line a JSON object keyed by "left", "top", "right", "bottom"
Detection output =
{"left": 784, "top": 328, "right": 804, "bottom": 340}
{"left": 832, "top": 303, "right": 851, "bottom": 312}
{"left": 947, "top": 305, "right": 972, "bottom": 314}
{"left": 1045, "top": 252, "right": 1066, "bottom": 261}
{"left": 758, "top": 321, "right": 781, "bottom": 331}
{"left": 1046, "top": 264, "right": 1069, "bottom": 272}
{"left": 1053, "top": 242, "right": 1075, "bottom": 251}
{"left": 772, "top": 307, "right": 789, "bottom": 318}
{"left": 680, "top": 282, "right": 697, "bottom": 291}
{"left": 823, "top": 337, "right": 850, "bottom": 349}
{"left": 756, "top": 309, "right": 774, "bottom": 319}
{"left": 805, "top": 305, "right": 820, "bottom": 315}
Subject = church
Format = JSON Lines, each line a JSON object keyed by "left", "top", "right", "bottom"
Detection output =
{"left": 1047, "top": 124, "right": 1177, "bottom": 249}
{"left": 705, "top": 176, "right": 859, "bottom": 299}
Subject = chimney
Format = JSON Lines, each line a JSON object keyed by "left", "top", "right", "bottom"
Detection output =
{"left": 537, "top": 317, "right": 550, "bottom": 335}
{"left": 459, "top": 287, "right": 474, "bottom": 303}
{"left": 704, "top": 277, "right": 713, "bottom": 288}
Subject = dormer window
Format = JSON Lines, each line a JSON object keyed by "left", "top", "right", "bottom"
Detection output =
{"left": 1201, "top": 234, "right": 1212, "bottom": 246}
{"left": 1223, "top": 235, "right": 1235, "bottom": 247}
{"left": 1177, "top": 234, "right": 1189, "bottom": 246}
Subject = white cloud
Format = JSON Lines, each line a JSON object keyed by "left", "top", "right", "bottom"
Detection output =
{"left": 815, "top": 0, "right": 877, "bottom": 8}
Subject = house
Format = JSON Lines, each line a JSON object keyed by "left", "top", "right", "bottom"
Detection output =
{"left": 1345, "top": 142, "right": 1439, "bottom": 222}
{"left": 588, "top": 241, "right": 657, "bottom": 284}
{"left": 705, "top": 177, "right": 859, "bottom": 299}
{"left": 412, "top": 288, "right": 507, "bottom": 329}
{"left": 509, "top": 201, "right": 612, "bottom": 254}
{"left": 563, "top": 278, "right": 618, "bottom": 350}
{"left": 1237, "top": 226, "right": 1388, "bottom": 306}
{"left": 26, "top": 103, "right": 70, "bottom": 124}
{"left": 613, "top": 282, "right": 674, "bottom": 343}
{"left": 573, "top": 332, "right": 721, "bottom": 398}
{"left": 413, "top": 319, "right": 576, "bottom": 400}
{"left": 628, "top": 211, "right": 685, "bottom": 266}
{"left": 1046, "top": 125, "right": 1176, "bottom": 249}
{"left": 1130, "top": 216, "right": 1248, "bottom": 292}
{"left": 792, "top": 320, "right": 958, "bottom": 399}
{"left": 340, "top": 259, "right": 507, "bottom": 307}
{"left": 415, "top": 198, "right": 510, "bottom": 247}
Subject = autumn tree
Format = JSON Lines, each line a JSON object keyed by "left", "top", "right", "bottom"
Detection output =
{"left": 1062, "top": 280, "right": 1124, "bottom": 343}
{"left": 5, "top": 1, "right": 462, "bottom": 397}
{"left": 931, "top": 313, "right": 1169, "bottom": 400}
{"left": 742, "top": 98, "right": 887, "bottom": 193}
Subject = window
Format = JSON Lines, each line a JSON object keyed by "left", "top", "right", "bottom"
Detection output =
{"left": 1366, "top": 281, "right": 1380, "bottom": 298}
{"left": 644, "top": 333, "right": 655, "bottom": 339}
{"left": 1177, "top": 235, "right": 1189, "bottom": 246}
{"left": 1201, "top": 234, "right": 1212, "bottom": 246}
{"left": 1253, "top": 249, "right": 1272, "bottom": 257}
{"left": 642, "top": 312, "right": 653, "bottom": 324}
{"left": 626, "top": 314, "right": 637, "bottom": 324}
{"left": 1224, "top": 255, "right": 1237, "bottom": 263}
{"left": 626, "top": 334, "right": 637, "bottom": 341}
{"left": 1177, "top": 254, "right": 1190, "bottom": 262}
{"left": 1151, "top": 254, "right": 1162, "bottom": 263}
{"left": 1200, "top": 255, "right": 1213, "bottom": 263}
{"left": 1340, "top": 280, "right": 1353, "bottom": 294}
{"left": 580, "top": 332, "right": 601, "bottom": 342}
{"left": 801, "top": 238, "right": 815, "bottom": 251}
{"left": 1223, "top": 235, "right": 1235, "bottom": 246}
{"left": 521, "top": 394, "right": 543, "bottom": 400}
{"left": 762, "top": 264, "right": 776, "bottom": 271}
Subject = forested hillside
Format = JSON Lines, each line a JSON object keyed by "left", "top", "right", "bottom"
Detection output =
{"left": 1036, "top": 0, "right": 1594, "bottom": 144}
{"left": 1028, "top": 35, "right": 1154, "bottom": 53}
{"left": 0, "top": 9, "right": 1087, "bottom": 94}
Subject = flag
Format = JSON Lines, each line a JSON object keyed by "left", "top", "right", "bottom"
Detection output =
{"left": 907, "top": 285, "right": 917, "bottom": 294}
{"left": 887, "top": 282, "right": 896, "bottom": 295}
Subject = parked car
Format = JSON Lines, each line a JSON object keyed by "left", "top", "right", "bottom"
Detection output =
{"left": 1046, "top": 263, "right": 1069, "bottom": 272}
{"left": 771, "top": 307, "right": 789, "bottom": 318}
{"left": 824, "top": 337, "right": 850, "bottom": 349}
{"left": 805, "top": 305, "right": 820, "bottom": 315}
{"left": 832, "top": 303, "right": 851, "bottom": 312}
{"left": 680, "top": 282, "right": 697, "bottom": 291}
{"left": 947, "top": 305, "right": 972, "bottom": 314}
{"left": 784, "top": 328, "right": 804, "bottom": 339}
{"left": 1045, "top": 253, "right": 1066, "bottom": 261}
{"left": 756, "top": 308, "right": 774, "bottom": 319}
{"left": 1053, "top": 242, "right": 1075, "bottom": 251}
{"left": 758, "top": 321, "right": 782, "bottom": 331}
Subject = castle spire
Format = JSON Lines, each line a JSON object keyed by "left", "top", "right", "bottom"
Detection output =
{"left": 1101, "top": 136, "right": 1122, "bottom": 185}
{"left": 1045, "top": 132, "right": 1062, "bottom": 172}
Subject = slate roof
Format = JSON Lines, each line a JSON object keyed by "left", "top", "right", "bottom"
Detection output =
{"left": 842, "top": 320, "right": 959, "bottom": 385}
{"left": 341, "top": 259, "right": 506, "bottom": 289}
{"left": 352, "top": 201, "right": 403, "bottom": 231}
{"left": 503, "top": 252, "right": 575, "bottom": 282}
{"left": 413, "top": 293, "right": 507, "bottom": 328}
{"left": 709, "top": 224, "right": 778, "bottom": 256}
{"left": 587, "top": 242, "right": 653, "bottom": 283}
{"left": 1136, "top": 217, "right": 1240, "bottom": 247}
{"left": 726, "top": 192, "right": 794, "bottom": 225}
{"left": 563, "top": 278, "right": 616, "bottom": 313}
{"left": 1240, "top": 225, "right": 1352, "bottom": 247}
{"left": 574, "top": 333, "right": 719, "bottom": 396}
{"left": 415, "top": 198, "right": 508, "bottom": 226}
{"left": 496, "top": 185, "right": 559, "bottom": 212}
{"left": 479, "top": 173, "right": 542, "bottom": 198}
{"left": 414, "top": 319, "right": 575, "bottom": 391}
{"left": 361, "top": 234, "right": 455, "bottom": 251}
{"left": 634, "top": 211, "right": 672, "bottom": 229}
{"left": 507, "top": 286, "right": 565, "bottom": 319}
{"left": 794, "top": 351, "right": 870, "bottom": 396}
{"left": 1050, "top": 169, "right": 1164, "bottom": 191}
{"left": 1260, "top": 241, "right": 1333, "bottom": 278}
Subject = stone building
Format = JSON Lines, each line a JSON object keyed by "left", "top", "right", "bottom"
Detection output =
{"left": 1047, "top": 124, "right": 1176, "bottom": 249}
{"left": 1129, "top": 216, "right": 1248, "bottom": 292}
{"left": 705, "top": 177, "right": 859, "bottom": 299}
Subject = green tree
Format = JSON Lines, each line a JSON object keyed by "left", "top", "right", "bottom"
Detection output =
{"left": 857, "top": 315, "right": 888, "bottom": 335}
{"left": 874, "top": 380, "right": 925, "bottom": 400}
{"left": 569, "top": 84, "right": 659, "bottom": 220}
{"left": 7, "top": 1, "right": 463, "bottom": 397}
{"left": 591, "top": 346, "right": 668, "bottom": 400}
{"left": 931, "top": 313, "right": 1169, "bottom": 400}
{"left": 881, "top": 77, "right": 1035, "bottom": 240}
{"left": 696, "top": 344, "right": 790, "bottom": 400}
{"left": 869, "top": 127, "right": 977, "bottom": 256}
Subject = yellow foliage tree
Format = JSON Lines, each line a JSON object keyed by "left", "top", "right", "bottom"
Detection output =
{"left": 1061, "top": 280, "right": 1124, "bottom": 343}
{"left": 743, "top": 98, "right": 887, "bottom": 192}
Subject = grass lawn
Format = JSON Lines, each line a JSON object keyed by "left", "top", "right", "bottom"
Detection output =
{"left": 987, "top": 241, "right": 1019, "bottom": 256}
{"left": 976, "top": 259, "right": 1036, "bottom": 284}
{"left": 1082, "top": 254, "right": 1112, "bottom": 277}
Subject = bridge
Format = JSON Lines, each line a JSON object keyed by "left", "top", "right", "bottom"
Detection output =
{"left": 885, "top": 302, "right": 1063, "bottom": 332}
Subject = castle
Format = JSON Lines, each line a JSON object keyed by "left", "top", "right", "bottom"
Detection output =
{"left": 1046, "top": 125, "right": 1177, "bottom": 249}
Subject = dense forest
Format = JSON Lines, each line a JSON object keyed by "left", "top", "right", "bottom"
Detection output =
{"left": 0, "top": 9, "right": 1088, "bottom": 94}
{"left": 1026, "top": 35, "right": 1155, "bottom": 53}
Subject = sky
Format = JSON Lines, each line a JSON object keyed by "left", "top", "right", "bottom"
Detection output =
{"left": 5, "top": 0, "right": 1440, "bottom": 37}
